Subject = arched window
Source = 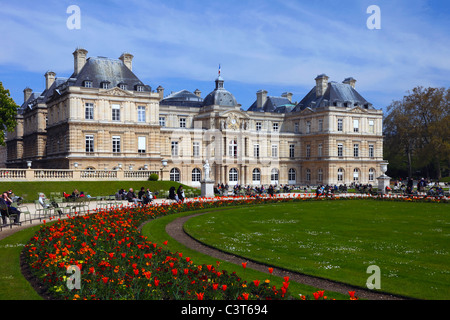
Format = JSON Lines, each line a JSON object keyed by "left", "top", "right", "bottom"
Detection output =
{"left": 271, "top": 168, "right": 279, "bottom": 184}
{"left": 170, "top": 168, "right": 180, "bottom": 182}
{"left": 337, "top": 168, "right": 344, "bottom": 182}
{"left": 252, "top": 168, "right": 261, "bottom": 183}
{"left": 229, "top": 168, "right": 238, "bottom": 182}
{"left": 288, "top": 168, "right": 296, "bottom": 184}
{"left": 192, "top": 168, "right": 201, "bottom": 182}
{"left": 353, "top": 168, "right": 359, "bottom": 181}
{"left": 369, "top": 168, "right": 375, "bottom": 181}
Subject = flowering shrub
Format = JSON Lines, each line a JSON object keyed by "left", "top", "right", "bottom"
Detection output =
{"left": 23, "top": 195, "right": 446, "bottom": 300}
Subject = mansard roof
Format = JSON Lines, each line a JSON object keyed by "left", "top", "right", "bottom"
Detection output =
{"left": 160, "top": 89, "right": 203, "bottom": 108}
{"left": 293, "top": 81, "right": 373, "bottom": 111}
{"left": 70, "top": 56, "right": 151, "bottom": 92}
{"left": 248, "top": 96, "right": 295, "bottom": 113}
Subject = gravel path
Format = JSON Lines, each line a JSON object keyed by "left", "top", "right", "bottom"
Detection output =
{"left": 166, "top": 212, "right": 409, "bottom": 300}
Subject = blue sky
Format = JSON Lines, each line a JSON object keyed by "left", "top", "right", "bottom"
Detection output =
{"left": 1, "top": 0, "right": 449, "bottom": 111}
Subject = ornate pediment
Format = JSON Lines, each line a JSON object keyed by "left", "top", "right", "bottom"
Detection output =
{"left": 218, "top": 111, "right": 250, "bottom": 130}
{"left": 101, "top": 87, "right": 132, "bottom": 97}
{"left": 349, "top": 106, "right": 368, "bottom": 114}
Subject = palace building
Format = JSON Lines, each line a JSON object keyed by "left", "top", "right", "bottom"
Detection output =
{"left": 6, "top": 48, "right": 385, "bottom": 187}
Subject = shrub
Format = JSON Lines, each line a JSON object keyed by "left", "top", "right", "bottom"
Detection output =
{"left": 148, "top": 173, "right": 159, "bottom": 181}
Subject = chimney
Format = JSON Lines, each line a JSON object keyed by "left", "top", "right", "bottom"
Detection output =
{"left": 343, "top": 77, "right": 356, "bottom": 89}
{"left": 194, "top": 89, "right": 202, "bottom": 97}
{"left": 73, "top": 48, "right": 88, "bottom": 76}
{"left": 315, "top": 74, "right": 329, "bottom": 97}
{"left": 23, "top": 87, "right": 32, "bottom": 103}
{"left": 45, "top": 71, "right": 56, "bottom": 90}
{"left": 156, "top": 86, "right": 164, "bottom": 99}
{"left": 282, "top": 92, "right": 293, "bottom": 102}
{"left": 119, "top": 52, "right": 134, "bottom": 71}
{"left": 256, "top": 90, "right": 268, "bottom": 109}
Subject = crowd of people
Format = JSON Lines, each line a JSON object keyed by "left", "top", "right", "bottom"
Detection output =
{"left": 392, "top": 178, "right": 446, "bottom": 196}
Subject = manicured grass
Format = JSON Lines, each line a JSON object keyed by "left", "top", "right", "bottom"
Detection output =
{"left": 141, "top": 208, "right": 349, "bottom": 300}
{"left": 183, "top": 200, "right": 450, "bottom": 299}
{"left": 0, "top": 226, "right": 43, "bottom": 300}
{"left": 4, "top": 180, "right": 200, "bottom": 203}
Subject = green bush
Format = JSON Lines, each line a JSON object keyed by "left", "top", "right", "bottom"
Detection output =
{"left": 148, "top": 173, "right": 159, "bottom": 181}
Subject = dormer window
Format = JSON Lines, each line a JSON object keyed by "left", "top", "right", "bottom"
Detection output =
{"left": 136, "top": 85, "right": 144, "bottom": 92}
{"left": 101, "top": 81, "right": 110, "bottom": 89}
{"left": 84, "top": 80, "right": 92, "bottom": 88}
{"left": 119, "top": 83, "right": 128, "bottom": 90}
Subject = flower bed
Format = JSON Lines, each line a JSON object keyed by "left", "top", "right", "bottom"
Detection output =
{"left": 23, "top": 195, "right": 446, "bottom": 300}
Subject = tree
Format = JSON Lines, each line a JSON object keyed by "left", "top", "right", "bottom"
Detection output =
{"left": 384, "top": 86, "right": 450, "bottom": 180}
{"left": 0, "top": 82, "right": 19, "bottom": 146}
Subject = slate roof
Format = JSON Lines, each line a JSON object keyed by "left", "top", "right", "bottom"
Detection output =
{"left": 70, "top": 57, "right": 151, "bottom": 91}
{"left": 293, "top": 81, "right": 373, "bottom": 112}
{"left": 202, "top": 76, "right": 238, "bottom": 108}
{"left": 248, "top": 96, "right": 295, "bottom": 113}
{"left": 160, "top": 89, "right": 203, "bottom": 108}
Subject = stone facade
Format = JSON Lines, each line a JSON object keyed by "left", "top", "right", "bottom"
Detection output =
{"left": 6, "top": 48, "right": 385, "bottom": 187}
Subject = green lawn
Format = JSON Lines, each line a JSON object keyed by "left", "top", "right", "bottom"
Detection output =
{"left": 183, "top": 200, "right": 450, "bottom": 299}
{"left": 4, "top": 180, "right": 200, "bottom": 203}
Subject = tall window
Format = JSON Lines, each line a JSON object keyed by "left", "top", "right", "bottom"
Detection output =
{"left": 369, "top": 168, "right": 375, "bottom": 181}
{"left": 193, "top": 142, "right": 200, "bottom": 157}
{"left": 192, "top": 168, "right": 201, "bottom": 182}
{"left": 171, "top": 141, "right": 178, "bottom": 156}
{"left": 271, "top": 168, "right": 279, "bottom": 183}
{"left": 85, "top": 135, "right": 94, "bottom": 153}
{"left": 273, "top": 122, "right": 279, "bottom": 132}
{"left": 337, "top": 119, "right": 343, "bottom": 132}
{"left": 254, "top": 144, "right": 260, "bottom": 158}
{"left": 252, "top": 168, "right": 261, "bottom": 183}
{"left": 112, "top": 104, "right": 120, "bottom": 121}
{"left": 289, "top": 144, "right": 295, "bottom": 158}
{"left": 306, "top": 121, "right": 311, "bottom": 133}
{"left": 271, "top": 144, "right": 278, "bottom": 157}
{"left": 229, "top": 140, "right": 237, "bottom": 157}
{"left": 159, "top": 116, "right": 166, "bottom": 127}
{"left": 137, "top": 106, "right": 146, "bottom": 122}
{"left": 353, "top": 168, "right": 360, "bottom": 181}
{"left": 256, "top": 122, "right": 262, "bottom": 131}
{"left": 353, "top": 119, "right": 359, "bottom": 132}
{"left": 112, "top": 136, "right": 121, "bottom": 153}
{"left": 229, "top": 168, "right": 238, "bottom": 182}
{"left": 337, "top": 168, "right": 344, "bottom": 182}
{"left": 306, "top": 145, "right": 311, "bottom": 158}
{"left": 318, "top": 169, "right": 323, "bottom": 181}
{"left": 179, "top": 118, "right": 186, "bottom": 128}
{"left": 294, "top": 122, "right": 299, "bottom": 133}
{"left": 318, "top": 144, "right": 323, "bottom": 157}
{"left": 337, "top": 143, "right": 343, "bottom": 157}
{"left": 369, "top": 144, "right": 374, "bottom": 158}
{"left": 306, "top": 169, "right": 311, "bottom": 182}
{"left": 318, "top": 119, "right": 323, "bottom": 132}
{"left": 85, "top": 103, "right": 94, "bottom": 120}
{"left": 138, "top": 136, "right": 146, "bottom": 154}
{"left": 353, "top": 143, "right": 359, "bottom": 157}
{"left": 170, "top": 168, "right": 180, "bottom": 182}
{"left": 288, "top": 168, "right": 296, "bottom": 182}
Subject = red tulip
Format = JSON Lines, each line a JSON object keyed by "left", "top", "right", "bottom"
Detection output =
{"left": 253, "top": 280, "right": 260, "bottom": 287}
{"left": 242, "top": 262, "right": 247, "bottom": 269}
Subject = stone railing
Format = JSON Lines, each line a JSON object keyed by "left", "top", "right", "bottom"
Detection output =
{"left": 0, "top": 168, "right": 157, "bottom": 181}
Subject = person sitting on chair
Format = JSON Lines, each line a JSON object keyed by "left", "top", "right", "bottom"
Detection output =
{"left": 1, "top": 191, "right": 21, "bottom": 225}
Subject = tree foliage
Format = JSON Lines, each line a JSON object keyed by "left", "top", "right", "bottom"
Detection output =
{"left": 384, "top": 86, "right": 450, "bottom": 180}
{"left": 0, "top": 82, "right": 19, "bottom": 146}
